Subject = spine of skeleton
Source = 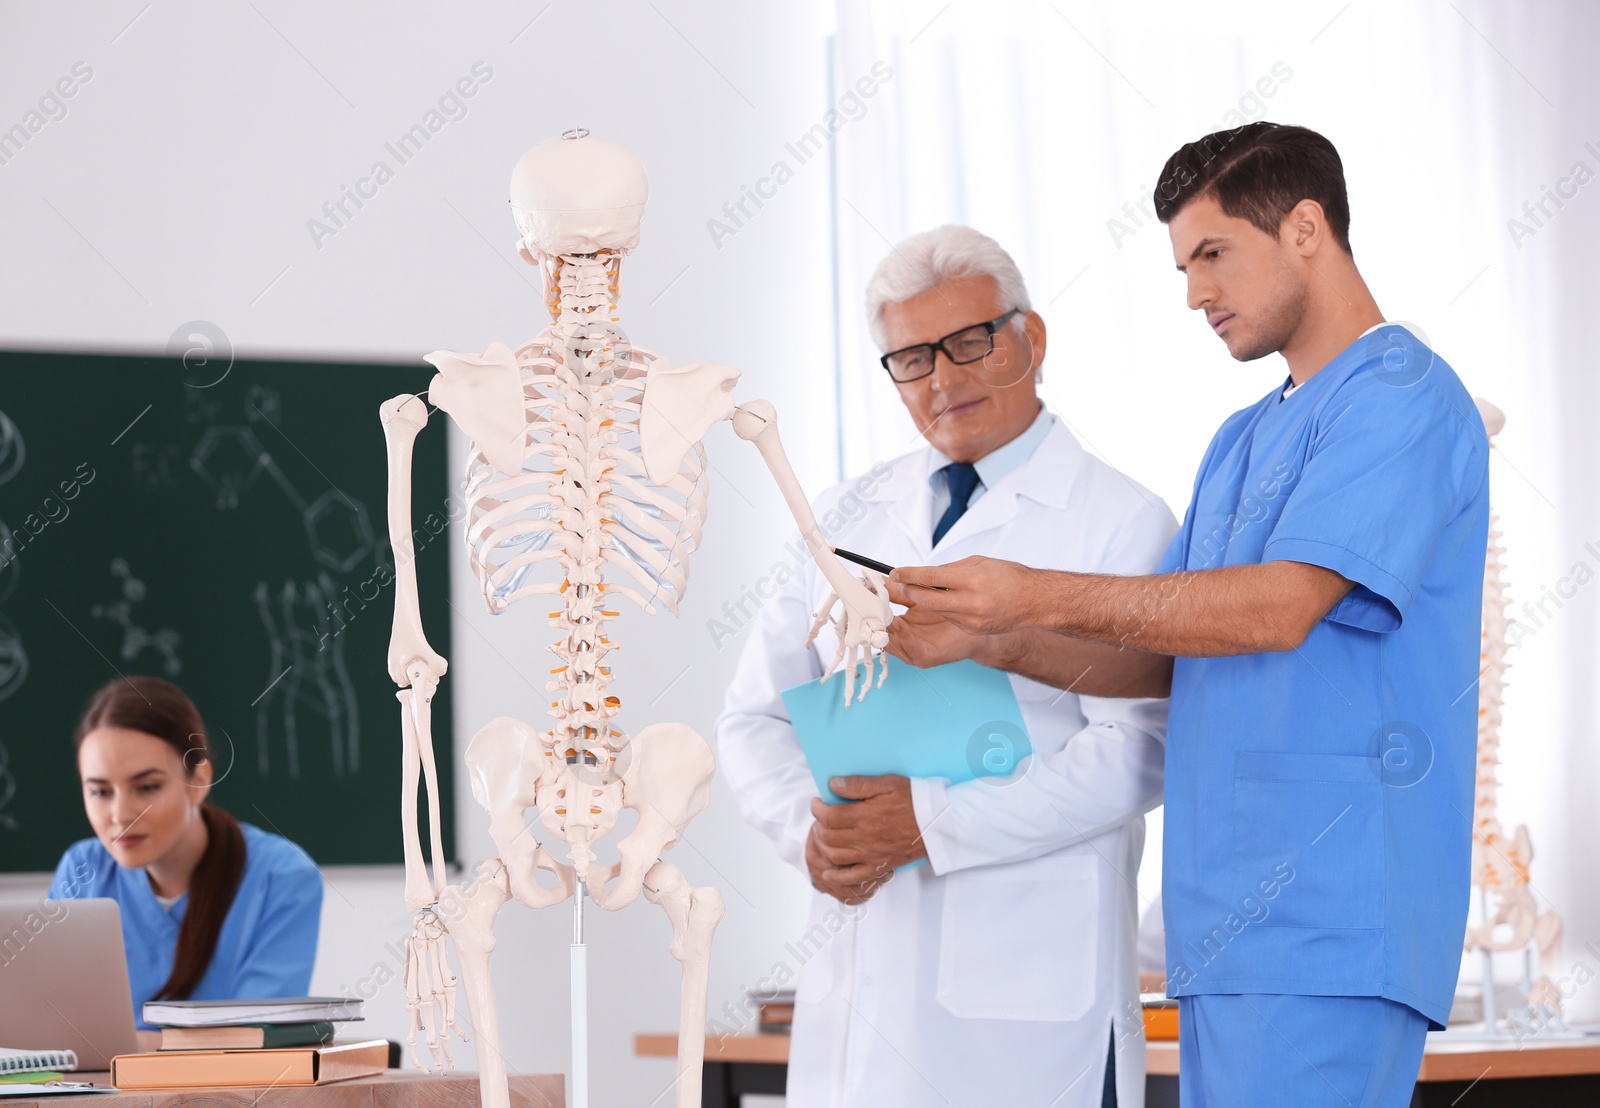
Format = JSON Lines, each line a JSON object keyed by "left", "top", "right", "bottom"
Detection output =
{"left": 1472, "top": 505, "right": 1510, "bottom": 890}
{"left": 542, "top": 254, "right": 627, "bottom": 799}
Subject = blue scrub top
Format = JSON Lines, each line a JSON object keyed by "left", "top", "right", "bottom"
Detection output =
{"left": 1158, "top": 325, "right": 1488, "bottom": 1028}
{"left": 50, "top": 821, "right": 322, "bottom": 1030}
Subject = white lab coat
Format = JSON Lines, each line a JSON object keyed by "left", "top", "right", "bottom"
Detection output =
{"left": 715, "top": 416, "right": 1177, "bottom": 1108}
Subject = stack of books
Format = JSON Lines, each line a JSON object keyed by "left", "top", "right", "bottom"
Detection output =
{"left": 752, "top": 989, "right": 795, "bottom": 1034}
{"left": 112, "top": 997, "right": 386, "bottom": 1089}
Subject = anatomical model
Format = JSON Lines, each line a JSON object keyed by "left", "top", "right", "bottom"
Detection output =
{"left": 1462, "top": 399, "right": 1566, "bottom": 1037}
{"left": 380, "top": 130, "right": 891, "bottom": 1108}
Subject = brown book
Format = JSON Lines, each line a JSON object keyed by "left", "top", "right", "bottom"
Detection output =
{"left": 111, "top": 1039, "right": 388, "bottom": 1088}
{"left": 159, "top": 1022, "right": 336, "bottom": 1051}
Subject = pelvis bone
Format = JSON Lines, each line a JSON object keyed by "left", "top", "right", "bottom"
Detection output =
{"left": 588, "top": 722, "right": 715, "bottom": 910}
{"left": 465, "top": 716, "right": 575, "bottom": 909}
{"left": 465, "top": 715, "right": 713, "bottom": 911}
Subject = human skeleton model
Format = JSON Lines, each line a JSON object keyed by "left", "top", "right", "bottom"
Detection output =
{"left": 1462, "top": 400, "right": 1566, "bottom": 1036}
{"left": 379, "top": 131, "right": 891, "bottom": 1108}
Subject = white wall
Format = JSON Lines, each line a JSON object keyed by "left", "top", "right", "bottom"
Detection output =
{"left": 0, "top": 2, "right": 838, "bottom": 1104}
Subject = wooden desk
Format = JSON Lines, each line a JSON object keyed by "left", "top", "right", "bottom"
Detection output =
{"left": 635, "top": 1035, "right": 788, "bottom": 1108}
{"left": 1409, "top": 1036, "right": 1600, "bottom": 1107}
{"left": 642, "top": 1032, "right": 1600, "bottom": 1108}
{"left": 1147, "top": 1037, "right": 1600, "bottom": 1106}
{"left": 4, "top": 1071, "right": 565, "bottom": 1108}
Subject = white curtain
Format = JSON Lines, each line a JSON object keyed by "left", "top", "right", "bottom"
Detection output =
{"left": 828, "top": 0, "right": 1597, "bottom": 1019}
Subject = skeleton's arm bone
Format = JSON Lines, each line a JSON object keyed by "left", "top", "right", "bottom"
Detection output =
{"left": 731, "top": 400, "right": 890, "bottom": 621}
{"left": 397, "top": 689, "right": 437, "bottom": 911}
{"left": 382, "top": 395, "right": 450, "bottom": 910}
{"left": 412, "top": 683, "right": 450, "bottom": 906}
{"left": 381, "top": 396, "right": 449, "bottom": 688}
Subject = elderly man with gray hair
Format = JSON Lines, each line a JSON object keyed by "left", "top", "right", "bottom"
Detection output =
{"left": 716, "top": 225, "right": 1176, "bottom": 1107}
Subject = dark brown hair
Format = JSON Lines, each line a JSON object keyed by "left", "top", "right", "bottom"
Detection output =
{"left": 74, "top": 676, "right": 246, "bottom": 1001}
{"left": 1153, "top": 122, "right": 1353, "bottom": 253}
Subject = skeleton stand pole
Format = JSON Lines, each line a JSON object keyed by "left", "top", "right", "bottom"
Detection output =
{"left": 571, "top": 884, "right": 589, "bottom": 1108}
{"left": 1479, "top": 898, "right": 1500, "bottom": 1035}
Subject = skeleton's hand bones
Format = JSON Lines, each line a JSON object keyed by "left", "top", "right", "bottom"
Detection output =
{"left": 808, "top": 569, "right": 892, "bottom": 704}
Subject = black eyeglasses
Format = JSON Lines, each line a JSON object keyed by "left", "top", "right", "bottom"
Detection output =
{"left": 879, "top": 309, "right": 1022, "bottom": 383}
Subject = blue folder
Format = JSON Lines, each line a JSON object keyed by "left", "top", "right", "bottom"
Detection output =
{"left": 780, "top": 655, "right": 1032, "bottom": 804}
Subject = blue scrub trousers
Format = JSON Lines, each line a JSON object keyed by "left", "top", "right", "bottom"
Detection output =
{"left": 1177, "top": 994, "right": 1429, "bottom": 1108}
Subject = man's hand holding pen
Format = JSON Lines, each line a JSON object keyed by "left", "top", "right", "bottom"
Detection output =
{"left": 884, "top": 582, "right": 1018, "bottom": 670}
{"left": 888, "top": 556, "right": 1041, "bottom": 636}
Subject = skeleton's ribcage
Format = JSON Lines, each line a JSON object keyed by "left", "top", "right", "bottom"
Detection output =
{"left": 460, "top": 332, "right": 710, "bottom": 618}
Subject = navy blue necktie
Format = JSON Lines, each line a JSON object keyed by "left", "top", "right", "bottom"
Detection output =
{"left": 932, "top": 462, "right": 980, "bottom": 546}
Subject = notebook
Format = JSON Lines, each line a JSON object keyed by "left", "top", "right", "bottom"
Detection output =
{"left": 141, "top": 996, "right": 362, "bottom": 1028}
{"left": 781, "top": 655, "right": 1033, "bottom": 803}
{"left": 0, "top": 1051, "right": 77, "bottom": 1076}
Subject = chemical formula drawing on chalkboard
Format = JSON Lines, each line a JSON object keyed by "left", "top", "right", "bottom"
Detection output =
{"left": 0, "top": 352, "right": 452, "bottom": 870}
{"left": 162, "top": 388, "right": 377, "bottom": 783}
{"left": 253, "top": 572, "right": 360, "bottom": 780}
{"left": 91, "top": 558, "right": 182, "bottom": 675}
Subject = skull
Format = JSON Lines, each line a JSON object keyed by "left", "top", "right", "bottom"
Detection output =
{"left": 510, "top": 128, "right": 649, "bottom": 263}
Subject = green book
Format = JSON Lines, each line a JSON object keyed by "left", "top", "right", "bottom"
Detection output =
{"left": 0, "top": 1073, "right": 66, "bottom": 1085}
{"left": 157, "top": 1022, "right": 337, "bottom": 1050}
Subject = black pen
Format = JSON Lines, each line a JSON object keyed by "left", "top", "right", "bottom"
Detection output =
{"left": 831, "top": 547, "right": 949, "bottom": 590}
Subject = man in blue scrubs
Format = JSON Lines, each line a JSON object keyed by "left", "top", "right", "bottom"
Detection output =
{"left": 888, "top": 123, "right": 1488, "bottom": 1105}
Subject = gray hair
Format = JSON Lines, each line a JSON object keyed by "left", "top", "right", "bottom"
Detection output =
{"left": 864, "top": 225, "right": 1032, "bottom": 350}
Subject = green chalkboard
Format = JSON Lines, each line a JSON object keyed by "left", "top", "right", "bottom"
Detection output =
{"left": 0, "top": 351, "right": 454, "bottom": 870}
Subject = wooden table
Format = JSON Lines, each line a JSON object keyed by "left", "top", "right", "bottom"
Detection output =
{"left": 3, "top": 1071, "right": 565, "bottom": 1108}
{"left": 1408, "top": 1036, "right": 1600, "bottom": 1107}
{"left": 1146, "top": 1037, "right": 1600, "bottom": 1106}
{"left": 641, "top": 1032, "right": 1600, "bottom": 1108}
{"left": 635, "top": 1035, "right": 788, "bottom": 1108}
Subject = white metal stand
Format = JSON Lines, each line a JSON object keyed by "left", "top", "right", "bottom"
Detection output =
{"left": 571, "top": 884, "right": 588, "bottom": 1108}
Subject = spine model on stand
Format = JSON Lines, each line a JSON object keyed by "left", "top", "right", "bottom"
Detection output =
{"left": 1463, "top": 399, "right": 1566, "bottom": 1039}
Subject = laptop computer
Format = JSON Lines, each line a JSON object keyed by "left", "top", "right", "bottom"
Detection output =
{"left": 0, "top": 895, "right": 140, "bottom": 1070}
